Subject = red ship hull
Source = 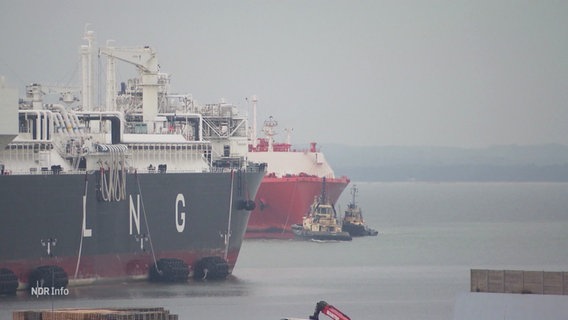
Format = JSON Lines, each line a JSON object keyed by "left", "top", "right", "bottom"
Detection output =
{"left": 246, "top": 175, "right": 350, "bottom": 238}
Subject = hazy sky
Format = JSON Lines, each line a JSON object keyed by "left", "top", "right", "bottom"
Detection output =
{"left": 1, "top": 1, "right": 567, "bottom": 147}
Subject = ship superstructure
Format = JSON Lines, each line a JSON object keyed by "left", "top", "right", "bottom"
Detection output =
{"left": 0, "top": 30, "right": 264, "bottom": 294}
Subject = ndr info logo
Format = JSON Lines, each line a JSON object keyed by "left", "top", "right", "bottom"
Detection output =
{"left": 31, "top": 282, "right": 69, "bottom": 298}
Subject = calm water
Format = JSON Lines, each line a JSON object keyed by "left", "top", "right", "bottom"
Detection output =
{"left": 2, "top": 182, "right": 568, "bottom": 319}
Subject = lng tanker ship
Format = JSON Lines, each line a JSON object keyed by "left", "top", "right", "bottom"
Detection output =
{"left": 246, "top": 98, "right": 350, "bottom": 238}
{"left": 0, "top": 30, "right": 264, "bottom": 294}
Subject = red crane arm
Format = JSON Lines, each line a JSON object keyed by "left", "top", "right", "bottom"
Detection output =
{"left": 309, "top": 301, "right": 351, "bottom": 320}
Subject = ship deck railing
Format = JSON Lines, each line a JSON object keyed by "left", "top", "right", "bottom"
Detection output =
{"left": 1, "top": 164, "right": 265, "bottom": 176}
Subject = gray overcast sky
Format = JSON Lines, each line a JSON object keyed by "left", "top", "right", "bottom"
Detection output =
{"left": 1, "top": 0, "right": 567, "bottom": 147}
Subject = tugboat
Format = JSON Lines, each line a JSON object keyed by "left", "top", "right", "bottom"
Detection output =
{"left": 342, "top": 185, "right": 378, "bottom": 237}
{"left": 291, "top": 179, "right": 352, "bottom": 241}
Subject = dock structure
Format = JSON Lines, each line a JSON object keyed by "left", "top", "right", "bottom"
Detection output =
{"left": 13, "top": 307, "right": 178, "bottom": 320}
{"left": 471, "top": 269, "right": 568, "bottom": 295}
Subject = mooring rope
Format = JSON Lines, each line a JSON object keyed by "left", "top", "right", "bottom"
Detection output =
{"left": 99, "top": 145, "right": 127, "bottom": 202}
{"left": 224, "top": 170, "right": 235, "bottom": 261}
{"left": 135, "top": 171, "right": 160, "bottom": 274}
{"left": 74, "top": 172, "right": 89, "bottom": 279}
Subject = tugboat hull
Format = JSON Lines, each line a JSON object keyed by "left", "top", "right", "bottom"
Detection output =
{"left": 291, "top": 224, "right": 352, "bottom": 241}
{"left": 342, "top": 223, "right": 378, "bottom": 237}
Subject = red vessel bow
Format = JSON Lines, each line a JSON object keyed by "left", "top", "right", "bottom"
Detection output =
{"left": 246, "top": 113, "right": 350, "bottom": 238}
{"left": 246, "top": 174, "right": 349, "bottom": 237}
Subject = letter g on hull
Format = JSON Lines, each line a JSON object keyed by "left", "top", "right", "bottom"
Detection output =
{"left": 176, "top": 193, "right": 186, "bottom": 232}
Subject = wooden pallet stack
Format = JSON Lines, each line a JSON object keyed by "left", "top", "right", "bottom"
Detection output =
{"left": 471, "top": 269, "right": 568, "bottom": 295}
{"left": 12, "top": 307, "right": 179, "bottom": 320}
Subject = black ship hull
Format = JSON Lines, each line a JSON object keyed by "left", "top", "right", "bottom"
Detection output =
{"left": 0, "top": 169, "right": 263, "bottom": 290}
{"left": 341, "top": 223, "right": 379, "bottom": 237}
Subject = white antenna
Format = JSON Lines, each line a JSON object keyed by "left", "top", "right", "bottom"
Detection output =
{"left": 284, "top": 127, "right": 294, "bottom": 146}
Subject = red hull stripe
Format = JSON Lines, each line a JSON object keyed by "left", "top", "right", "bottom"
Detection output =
{"left": 1, "top": 249, "right": 240, "bottom": 286}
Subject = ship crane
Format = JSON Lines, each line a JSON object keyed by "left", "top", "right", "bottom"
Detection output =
{"left": 309, "top": 301, "right": 351, "bottom": 320}
{"left": 99, "top": 45, "right": 159, "bottom": 125}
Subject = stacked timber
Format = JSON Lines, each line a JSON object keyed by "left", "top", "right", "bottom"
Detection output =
{"left": 471, "top": 269, "right": 568, "bottom": 295}
{"left": 13, "top": 307, "right": 178, "bottom": 320}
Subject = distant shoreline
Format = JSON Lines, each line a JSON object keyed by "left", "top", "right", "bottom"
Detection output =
{"left": 336, "top": 164, "right": 568, "bottom": 182}
{"left": 322, "top": 144, "right": 568, "bottom": 182}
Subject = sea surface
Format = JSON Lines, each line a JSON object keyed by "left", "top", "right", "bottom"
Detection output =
{"left": 2, "top": 182, "right": 568, "bottom": 320}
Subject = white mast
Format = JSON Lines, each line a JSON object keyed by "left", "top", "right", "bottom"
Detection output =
{"left": 251, "top": 95, "right": 258, "bottom": 149}
{"left": 81, "top": 28, "right": 95, "bottom": 111}
{"left": 105, "top": 40, "right": 116, "bottom": 111}
{"left": 284, "top": 127, "right": 293, "bottom": 146}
